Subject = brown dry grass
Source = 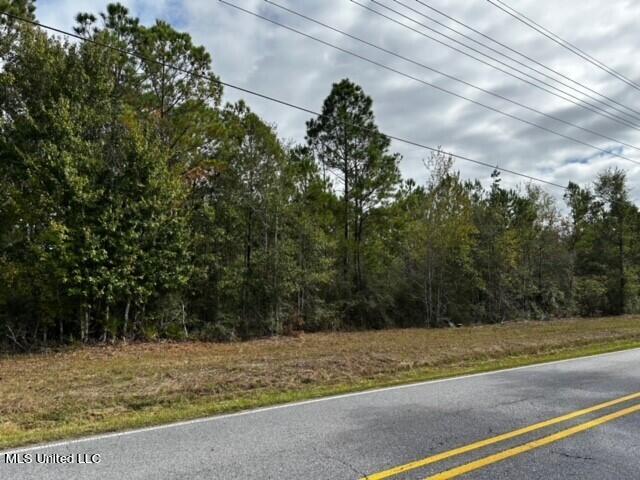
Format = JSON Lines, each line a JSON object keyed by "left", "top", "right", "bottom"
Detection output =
{"left": 1, "top": 315, "right": 640, "bottom": 449}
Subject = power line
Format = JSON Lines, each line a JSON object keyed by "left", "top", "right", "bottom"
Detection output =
{"left": 353, "top": 0, "right": 640, "bottom": 132}
{"left": 404, "top": 0, "right": 640, "bottom": 122}
{"left": 364, "top": 0, "right": 640, "bottom": 130}
{"left": 233, "top": 1, "right": 640, "bottom": 167}
{"left": 414, "top": 0, "right": 640, "bottom": 121}
{"left": 487, "top": 0, "right": 640, "bottom": 93}
{"left": 0, "top": 9, "right": 568, "bottom": 190}
{"left": 263, "top": 0, "right": 640, "bottom": 155}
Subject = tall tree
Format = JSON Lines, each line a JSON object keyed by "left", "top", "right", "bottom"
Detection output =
{"left": 286, "top": 146, "right": 339, "bottom": 330}
{"left": 74, "top": 3, "right": 223, "bottom": 170}
{"left": 566, "top": 169, "right": 639, "bottom": 315}
{"left": 396, "top": 152, "right": 478, "bottom": 326}
{"left": 188, "top": 101, "right": 292, "bottom": 338}
{"left": 306, "top": 79, "right": 400, "bottom": 321}
{"left": 594, "top": 169, "right": 635, "bottom": 313}
{"left": 0, "top": 6, "right": 192, "bottom": 345}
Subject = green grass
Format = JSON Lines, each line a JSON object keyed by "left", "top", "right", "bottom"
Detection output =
{"left": 1, "top": 316, "right": 640, "bottom": 450}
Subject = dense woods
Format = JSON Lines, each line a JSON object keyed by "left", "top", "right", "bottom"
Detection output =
{"left": 1, "top": 2, "right": 640, "bottom": 349}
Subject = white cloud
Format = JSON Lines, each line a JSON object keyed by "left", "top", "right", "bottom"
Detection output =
{"left": 35, "top": 0, "right": 640, "bottom": 202}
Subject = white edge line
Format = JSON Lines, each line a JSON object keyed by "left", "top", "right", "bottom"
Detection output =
{"left": 2, "top": 345, "right": 639, "bottom": 455}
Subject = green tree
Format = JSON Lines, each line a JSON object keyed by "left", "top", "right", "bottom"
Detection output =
{"left": 75, "top": 3, "right": 222, "bottom": 169}
{"left": 188, "top": 101, "right": 292, "bottom": 338}
{"left": 0, "top": 11, "right": 192, "bottom": 345}
{"left": 397, "top": 152, "right": 478, "bottom": 326}
{"left": 567, "top": 169, "right": 639, "bottom": 315}
{"left": 286, "top": 146, "right": 339, "bottom": 330}
{"left": 306, "top": 79, "right": 400, "bottom": 323}
{"left": 0, "top": 0, "right": 36, "bottom": 55}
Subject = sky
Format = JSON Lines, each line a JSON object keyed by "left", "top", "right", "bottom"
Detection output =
{"left": 35, "top": 0, "right": 640, "bottom": 202}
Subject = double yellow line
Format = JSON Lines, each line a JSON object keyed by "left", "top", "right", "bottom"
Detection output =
{"left": 362, "top": 391, "right": 640, "bottom": 480}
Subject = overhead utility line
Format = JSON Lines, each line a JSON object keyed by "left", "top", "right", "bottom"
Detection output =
{"left": 486, "top": 0, "right": 640, "bottom": 93}
{"left": 351, "top": 0, "right": 640, "bottom": 131}
{"left": 263, "top": 0, "right": 640, "bottom": 154}
{"left": 230, "top": 1, "right": 640, "bottom": 166}
{"left": 401, "top": 0, "right": 640, "bottom": 122}
{"left": 0, "top": 8, "right": 570, "bottom": 190}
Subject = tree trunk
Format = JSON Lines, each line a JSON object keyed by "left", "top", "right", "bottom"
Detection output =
{"left": 123, "top": 299, "right": 131, "bottom": 339}
{"left": 274, "top": 210, "right": 281, "bottom": 332}
{"left": 181, "top": 302, "right": 189, "bottom": 338}
{"left": 355, "top": 214, "right": 364, "bottom": 291}
{"left": 343, "top": 128, "right": 350, "bottom": 290}
{"left": 81, "top": 307, "right": 89, "bottom": 343}
{"left": 619, "top": 227, "right": 625, "bottom": 314}
{"left": 104, "top": 304, "right": 110, "bottom": 342}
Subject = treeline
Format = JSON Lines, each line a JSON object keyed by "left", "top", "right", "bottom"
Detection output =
{"left": 1, "top": 2, "right": 639, "bottom": 349}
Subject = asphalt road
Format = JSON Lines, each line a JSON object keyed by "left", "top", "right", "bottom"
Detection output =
{"left": 2, "top": 348, "right": 640, "bottom": 480}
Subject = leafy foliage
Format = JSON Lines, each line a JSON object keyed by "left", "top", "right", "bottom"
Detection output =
{"left": 1, "top": 3, "right": 640, "bottom": 349}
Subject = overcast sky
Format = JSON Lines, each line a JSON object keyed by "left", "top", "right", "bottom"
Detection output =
{"left": 36, "top": 0, "right": 640, "bottom": 202}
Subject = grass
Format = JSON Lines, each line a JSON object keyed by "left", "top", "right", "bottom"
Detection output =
{"left": 1, "top": 315, "right": 640, "bottom": 450}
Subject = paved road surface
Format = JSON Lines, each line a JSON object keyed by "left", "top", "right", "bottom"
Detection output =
{"left": 2, "top": 348, "right": 640, "bottom": 479}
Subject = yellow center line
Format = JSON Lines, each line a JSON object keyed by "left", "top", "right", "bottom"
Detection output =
{"left": 426, "top": 401, "right": 640, "bottom": 479}
{"left": 361, "top": 391, "right": 640, "bottom": 480}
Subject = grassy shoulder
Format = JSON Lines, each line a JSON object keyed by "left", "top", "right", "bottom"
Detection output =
{"left": 2, "top": 315, "right": 640, "bottom": 450}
